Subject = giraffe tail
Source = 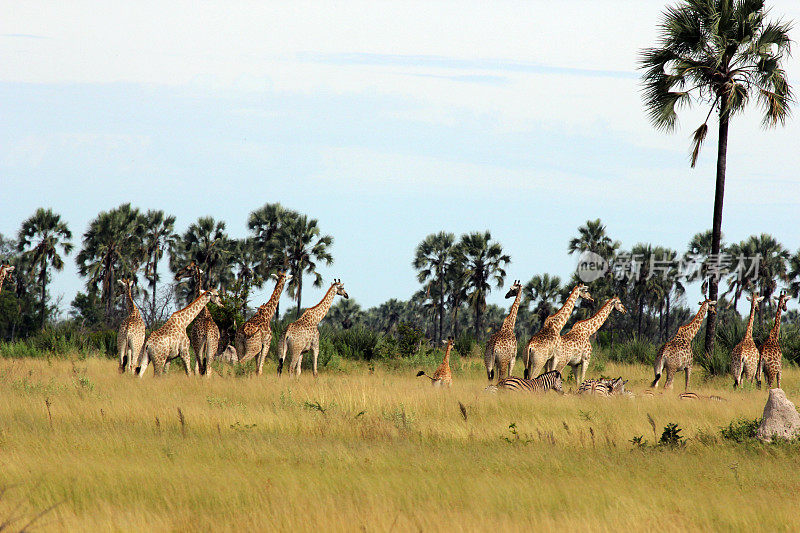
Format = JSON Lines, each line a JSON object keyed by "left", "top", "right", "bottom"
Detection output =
{"left": 277, "top": 332, "right": 288, "bottom": 376}
{"left": 416, "top": 371, "right": 435, "bottom": 382}
{"left": 650, "top": 346, "right": 664, "bottom": 388}
{"left": 756, "top": 350, "right": 763, "bottom": 389}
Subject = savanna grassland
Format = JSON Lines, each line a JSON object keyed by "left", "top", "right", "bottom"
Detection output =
{"left": 1, "top": 355, "right": 799, "bottom": 532}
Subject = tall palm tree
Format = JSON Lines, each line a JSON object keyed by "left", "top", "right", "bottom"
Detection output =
{"left": 456, "top": 231, "right": 510, "bottom": 338}
{"left": 444, "top": 250, "right": 469, "bottom": 338}
{"left": 568, "top": 218, "right": 620, "bottom": 260}
{"left": 745, "top": 233, "right": 789, "bottom": 319}
{"left": 641, "top": 0, "right": 794, "bottom": 355}
{"left": 248, "top": 202, "right": 292, "bottom": 277}
{"left": 787, "top": 249, "right": 800, "bottom": 299}
{"left": 279, "top": 214, "right": 333, "bottom": 317}
{"left": 141, "top": 209, "right": 177, "bottom": 316}
{"left": 17, "top": 208, "right": 73, "bottom": 326}
{"left": 76, "top": 203, "right": 143, "bottom": 320}
{"left": 522, "top": 273, "right": 562, "bottom": 328}
{"left": 684, "top": 229, "right": 724, "bottom": 296}
{"left": 374, "top": 298, "right": 404, "bottom": 333}
{"left": 413, "top": 231, "right": 455, "bottom": 344}
{"left": 170, "top": 216, "right": 233, "bottom": 302}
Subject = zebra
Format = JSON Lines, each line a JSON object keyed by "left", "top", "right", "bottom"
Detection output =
{"left": 578, "top": 377, "right": 628, "bottom": 396}
{"left": 495, "top": 370, "right": 563, "bottom": 393}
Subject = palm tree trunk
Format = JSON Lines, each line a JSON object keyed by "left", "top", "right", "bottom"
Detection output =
{"left": 151, "top": 255, "right": 158, "bottom": 317}
{"left": 295, "top": 275, "right": 302, "bottom": 319}
{"left": 438, "top": 276, "right": 444, "bottom": 345}
{"left": 39, "top": 259, "right": 47, "bottom": 327}
{"left": 704, "top": 96, "right": 729, "bottom": 356}
{"left": 665, "top": 293, "right": 671, "bottom": 340}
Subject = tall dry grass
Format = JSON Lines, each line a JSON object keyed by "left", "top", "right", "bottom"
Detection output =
{"left": 0, "top": 356, "right": 798, "bottom": 531}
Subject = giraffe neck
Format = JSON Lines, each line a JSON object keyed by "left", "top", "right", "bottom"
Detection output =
{"left": 0, "top": 267, "right": 9, "bottom": 293}
{"left": 261, "top": 275, "right": 287, "bottom": 322}
{"left": 442, "top": 342, "right": 452, "bottom": 366}
{"left": 125, "top": 283, "right": 140, "bottom": 318}
{"left": 547, "top": 287, "right": 581, "bottom": 331}
{"left": 299, "top": 285, "right": 338, "bottom": 325}
{"left": 744, "top": 298, "right": 758, "bottom": 339}
{"left": 501, "top": 290, "right": 522, "bottom": 332}
{"left": 574, "top": 299, "right": 616, "bottom": 337}
{"left": 172, "top": 291, "right": 213, "bottom": 328}
{"left": 679, "top": 303, "right": 708, "bottom": 341}
{"left": 768, "top": 304, "right": 784, "bottom": 342}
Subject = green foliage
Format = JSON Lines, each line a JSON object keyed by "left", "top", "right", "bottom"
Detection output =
{"left": 659, "top": 423, "right": 684, "bottom": 448}
{"left": 721, "top": 418, "right": 761, "bottom": 443}
{"left": 605, "top": 336, "right": 656, "bottom": 365}
{"left": 0, "top": 322, "right": 116, "bottom": 359}
{"left": 397, "top": 322, "right": 425, "bottom": 357}
{"left": 697, "top": 346, "right": 729, "bottom": 376}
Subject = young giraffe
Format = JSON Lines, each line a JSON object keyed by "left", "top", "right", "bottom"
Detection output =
{"left": 483, "top": 280, "right": 522, "bottom": 381}
{"left": 235, "top": 271, "right": 289, "bottom": 375}
{"left": 175, "top": 261, "right": 220, "bottom": 376}
{"left": 278, "top": 279, "right": 348, "bottom": 377}
{"left": 759, "top": 291, "right": 790, "bottom": 389}
{"left": 116, "top": 278, "right": 146, "bottom": 374}
{"left": 0, "top": 264, "right": 15, "bottom": 295}
{"left": 137, "top": 289, "right": 222, "bottom": 377}
{"left": 731, "top": 292, "right": 764, "bottom": 389}
{"left": 651, "top": 298, "right": 716, "bottom": 390}
{"left": 417, "top": 337, "right": 454, "bottom": 387}
{"left": 555, "top": 296, "right": 626, "bottom": 383}
{"left": 523, "top": 284, "right": 593, "bottom": 379}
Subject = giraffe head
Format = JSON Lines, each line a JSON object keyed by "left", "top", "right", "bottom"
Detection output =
{"left": 610, "top": 296, "right": 627, "bottom": 314}
{"left": 577, "top": 284, "right": 593, "bottom": 303}
{"left": 442, "top": 336, "right": 454, "bottom": 348}
{"left": 746, "top": 292, "right": 765, "bottom": 305}
{"left": 504, "top": 280, "right": 522, "bottom": 299}
{"left": 333, "top": 279, "right": 348, "bottom": 299}
{"left": 774, "top": 291, "right": 790, "bottom": 312}
{"left": 1, "top": 264, "right": 15, "bottom": 277}
{"left": 204, "top": 288, "right": 223, "bottom": 306}
{"left": 175, "top": 261, "right": 203, "bottom": 281}
{"left": 699, "top": 298, "right": 717, "bottom": 315}
{"left": 272, "top": 271, "right": 292, "bottom": 282}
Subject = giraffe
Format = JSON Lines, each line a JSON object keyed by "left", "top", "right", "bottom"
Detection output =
{"left": 278, "top": 279, "right": 348, "bottom": 377}
{"left": 483, "top": 280, "right": 522, "bottom": 381}
{"left": 417, "top": 336, "right": 454, "bottom": 386}
{"left": 523, "top": 284, "right": 593, "bottom": 379}
{"left": 650, "top": 298, "right": 716, "bottom": 390}
{"left": 555, "top": 296, "right": 626, "bottom": 383}
{"left": 116, "top": 278, "right": 146, "bottom": 374}
{"left": 759, "top": 291, "right": 790, "bottom": 389}
{"left": 731, "top": 292, "right": 764, "bottom": 389}
{"left": 235, "top": 271, "right": 289, "bottom": 375}
{"left": 0, "top": 264, "right": 14, "bottom": 295}
{"left": 137, "top": 289, "right": 222, "bottom": 377}
{"left": 175, "top": 261, "right": 220, "bottom": 376}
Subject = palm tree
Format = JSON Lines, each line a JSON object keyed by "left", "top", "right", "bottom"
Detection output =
{"left": 788, "top": 249, "right": 800, "bottom": 299}
{"left": 170, "top": 216, "right": 233, "bottom": 302}
{"left": 568, "top": 218, "right": 620, "bottom": 260}
{"left": 141, "top": 209, "right": 177, "bottom": 316}
{"left": 326, "top": 298, "right": 364, "bottom": 329}
{"left": 248, "top": 202, "right": 292, "bottom": 276}
{"left": 522, "top": 273, "right": 562, "bottom": 329}
{"left": 76, "top": 203, "right": 143, "bottom": 320}
{"left": 17, "top": 208, "right": 73, "bottom": 326}
{"left": 373, "top": 298, "right": 404, "bottom": 333}
{"left": 278, "top": 214, "right": 333, "bottom": 317}
{"left": 641, "top": 0, "right": 794, "bottom": 355}
{"left": 745, "top": 233, "right": 789, "bottom": 320}
{"left": 684, "top": 230, "right": 724, "bottom": 296}
{"left": 413, "top": 231, "right": 455, "bottom": 344}
{"left": 456, "top": 231, "right": 510, "bottom": 338}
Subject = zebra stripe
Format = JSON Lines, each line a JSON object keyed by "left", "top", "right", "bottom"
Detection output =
{"left": 497, "top": 370, "right": 563, "bottom": 393}
{"left": 578, "top": 377, "right": 628, "bottom": 396}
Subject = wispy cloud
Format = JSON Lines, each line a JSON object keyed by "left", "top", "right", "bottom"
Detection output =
{"left": 1, "top": 33, "right": 48, "bottom": 39}
{"left": 297, "top": 52, "right": 637, "bottom": 79}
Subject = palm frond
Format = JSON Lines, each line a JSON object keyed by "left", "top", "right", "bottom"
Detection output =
{"left": 689, "top": 122, "right": 708, "bottom": 168}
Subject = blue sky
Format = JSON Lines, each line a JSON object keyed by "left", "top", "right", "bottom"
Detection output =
{"left": 2, "top": 1, "right": 800, "bottom": 315}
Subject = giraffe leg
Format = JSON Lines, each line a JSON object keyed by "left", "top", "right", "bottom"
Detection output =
{"left": 194, "top": 339, "right": 206, "bottom": 375}
{"left": 579, "top": 358, "right": 589, "bottom": 384}
{"left": 508, "top": 351, "right": 516, "bottom": 377}
{"left": 663, "top": 367, "right": 675, "bottom": 390}
{"left": 311, "top": 336, "right": 320, "bottom": 378}
{"left": 684, "top": 366, "right": 692, "bottom": 391}
{"left": 137, "top": 347, "right": 150, "bottom": 378}
{"left": 572, "top": 364, "right": 581, "bottom": 385}
{"left": 255, "top": 343, "right": 266, "bottom": 377}
{"left": 180, "top": 341, "right": 192, "bottom": 375}
{"left": 776, "top": 370, "right": 781, "bottom": 389}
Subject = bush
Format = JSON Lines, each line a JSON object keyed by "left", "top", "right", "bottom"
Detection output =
{"left": 721, "top": 418, "right": 761, "bottom": 443}
{"left": 696, "top": 346, "right": 728, "bottom": 376}
{"left": 606, "top": 336, "right": 656, "bottom": 365}
{"left": 396, "top": 323, "right": 425, "bottom": 357}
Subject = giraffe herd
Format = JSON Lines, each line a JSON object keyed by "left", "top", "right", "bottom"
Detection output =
{"left": 0, "top": 259, "right": 792, "bottom": 394}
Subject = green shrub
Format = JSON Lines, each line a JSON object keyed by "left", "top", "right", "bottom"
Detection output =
{"left": 721, "top": 418, "right": 761, "bottom": 443}
{"left": 606, "top": 336, "right": 656, "bottom": 365}
{"left": 697, "top": 346, "right": 728, "bottom": 376}
{"left": 397, "top": 323, "right": 425, "bottom": 357}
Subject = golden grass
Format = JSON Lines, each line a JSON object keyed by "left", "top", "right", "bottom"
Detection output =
{"left": 1, "top": 356, "right": 799, "bottom": 531}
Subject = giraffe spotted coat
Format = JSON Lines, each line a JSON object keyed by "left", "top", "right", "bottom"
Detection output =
{"left": 484, "top": 280, "right": 522, "bottom": 381}
{"left": 418, "top": 337, "right": 454, "bottom": 386}
{"left": 759, "top": 292, "right": 790, "bottom": 389}
{"left": 137, "top": 289, "right": 222, "bottom": 377}
{"left": 175, "top": 262, "right": 220, "bottom": 375}
{"left": 117, "top": 278, "right": 146, "bottom": 374}
{"left": 0, "top": 264, "right": 14, "bottom": 296}
{"left": 235, "top": 272, "right": 288, "bottom": 375}
{"left": 278, "top": 280, "right": 348, "bottom": 377}
{"left": 651, "top": 299, "right": 716, "bottom": 391}
{"left": 731, "top": 292, "right": 764, "bottom": 389}
{"left": 556, "top": 297, "right": 626, "bottom": 383}
{"left": 524, "top": 284, "right": 592, "bottom": 379}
